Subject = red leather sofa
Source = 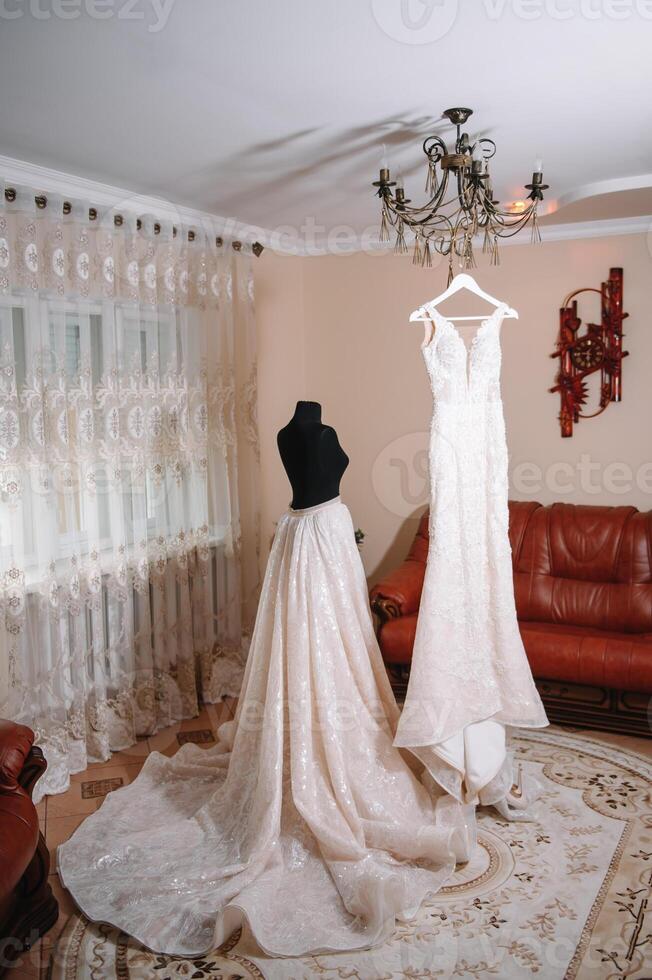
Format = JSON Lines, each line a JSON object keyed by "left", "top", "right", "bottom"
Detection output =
{"left": 370, "top": 501, "right": 652, "bottom": 735}
{"left": 0, "top": 720, "right": 58, "bottom": 974}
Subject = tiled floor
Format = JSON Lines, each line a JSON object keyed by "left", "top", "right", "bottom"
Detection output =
{"left": 13, "top": 706, "right": 650, "bottom": 979}
{"left": 15, "top": 698, "right": 236, "bottom": 979}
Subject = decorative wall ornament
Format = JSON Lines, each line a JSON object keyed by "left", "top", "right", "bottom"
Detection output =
{"left": 550, "top": 267, "right": 628, "bottom": 438}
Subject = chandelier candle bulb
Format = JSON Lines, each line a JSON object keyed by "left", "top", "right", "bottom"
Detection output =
{"left": 534, "top": 157, "right": 543, "bottom": 173}
{"left": 471, "top": 142, "right": 484, "bottom": 175}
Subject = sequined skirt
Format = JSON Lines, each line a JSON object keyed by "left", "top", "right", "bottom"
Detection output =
{"left": 57, "top": 496, "right": 472, "bottom": 957}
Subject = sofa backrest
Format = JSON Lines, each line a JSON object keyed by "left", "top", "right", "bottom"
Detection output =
{"left": 510, "top": 501, "right": 652, "bottom": 634}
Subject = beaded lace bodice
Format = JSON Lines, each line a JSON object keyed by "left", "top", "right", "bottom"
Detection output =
{"left": 421, "top": 301, "right": 507, "bottom": 404}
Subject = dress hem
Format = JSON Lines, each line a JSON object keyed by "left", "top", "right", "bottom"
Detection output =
{"left": 393, "top": 711, "right": 549, "bottom": 751}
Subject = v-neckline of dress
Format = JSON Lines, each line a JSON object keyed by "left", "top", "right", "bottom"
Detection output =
{"left": 424, "top": 302, "right": 508, "bottom": 390}
{"left": 429, "top": 301, "right": 507, "bottom": 352}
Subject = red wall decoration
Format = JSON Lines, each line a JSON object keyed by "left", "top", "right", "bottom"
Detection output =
{"left": 550, "top": 267, "right": 628, "bottom": 438}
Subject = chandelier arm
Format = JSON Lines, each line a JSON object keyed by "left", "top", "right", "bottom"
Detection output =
{"left": 420, "top": 218, "right": 457, "bottom": 244}
{"left": 490, "top": 214, "right": 540, "bottom": 239}
{"left": 457, "top": 170, "right": 471, "bottom": 211}
{"left": 386, "top": 203, "right": 457, "bottom": 240}
{"left": 490, "top": 200, "right": 537, "bottom": 221}
{"left": 461, "top": 176, "right": 482, "bottom": 214}
{"left": 383, "top": 172, "right": 451, "bottom": 221}
{"left": 423, "top": 184, "right": 476, "bottom": 218}
{"left": 390, "top": 188, "right": 470, "bottom": 225}
{"left": 422, "top": 215, "right": 457, "bottom": 237}
{"left": 476, "top": 137, "right": 496, "bottom": 160}
{"left": 489, "top": 205, "right": 538, "bottom": 232}
{"left": 429, "top": 175, "right": 451, "bottom": 211}
{"left": 422, "top": 134, "right": 447, "bottom": 160}
{"left": 395, "top": 200, "right": 460, "bottom": 225}
{"left": 382, "top": 204, "right": 402, "bottom": 229}
{"left": 411, "top": 169, "right": 451, "bottom": 213}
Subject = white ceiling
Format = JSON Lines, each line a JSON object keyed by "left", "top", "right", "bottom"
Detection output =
{"left": 1, "top": 0, "right": 651, "bottom": 250}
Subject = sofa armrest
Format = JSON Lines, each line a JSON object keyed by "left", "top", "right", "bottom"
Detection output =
{"left": 0, "top": 721, "right": 35, "bottom": 791}
{"left": 19, "top": 747, "right": 47, "bottom": 800}
{"left": 370, "top": 558, "right": 426, "bottom": 623}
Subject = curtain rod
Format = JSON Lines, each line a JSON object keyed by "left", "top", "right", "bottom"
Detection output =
{"left": 2, "top": 186, "right": 264, "bottom": 257}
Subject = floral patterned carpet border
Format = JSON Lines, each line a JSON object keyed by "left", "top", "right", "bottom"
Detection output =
{"left": 49, "top": 728, "right": 652, "bottom": 979}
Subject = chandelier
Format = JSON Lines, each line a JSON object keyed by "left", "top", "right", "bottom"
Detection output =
{"left": 373, "top": 107, "right": 548, "bottom": 281}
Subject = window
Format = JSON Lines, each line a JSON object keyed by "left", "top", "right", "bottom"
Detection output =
{"left": 0, "top": 298, "right": 179, "bottom": 568}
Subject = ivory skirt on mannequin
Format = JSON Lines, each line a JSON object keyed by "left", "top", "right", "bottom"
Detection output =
{"left": 58, "top": 497, "right": 474, "bottom": 958}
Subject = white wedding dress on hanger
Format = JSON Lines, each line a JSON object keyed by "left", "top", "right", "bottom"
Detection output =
{"left": 58, "top": 496, "right": 474, "bottom": 958}
{"left": 394, "top": 298, "right": 548, "bottom": 806}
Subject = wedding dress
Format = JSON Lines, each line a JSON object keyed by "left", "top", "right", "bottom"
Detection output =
{"left": 58, "top": 496, "right": 474, "bottom": 958}
{"left": 394, "top": 301, "right": 548, "bottom": 805}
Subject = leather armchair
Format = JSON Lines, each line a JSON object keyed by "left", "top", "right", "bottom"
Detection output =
{"left": 371, "top": 501, "right": 652, "bottom": 735}
{"left": 0, "top": 720, "right": 58, "bottom": 974}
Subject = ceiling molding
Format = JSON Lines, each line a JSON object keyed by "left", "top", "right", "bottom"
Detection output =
{"left": 551, "top": 173, "right": 652, "bottom": 213}
{"left": 0, "top": 152, "right": 273, "bottom": 249}
{"left": 1, "top": 153, "right": 650, "bottom": 258}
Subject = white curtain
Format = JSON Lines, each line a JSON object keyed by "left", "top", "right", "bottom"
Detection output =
{"left": 0, "top": 186, "right": 261, "bottom": 800}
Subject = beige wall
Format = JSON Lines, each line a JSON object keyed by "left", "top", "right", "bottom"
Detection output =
{"left": 255, "top": 232, "right": 651, "bottom": 583}
{"left": 253, "top": 251, "right": 308, "bottom": 550}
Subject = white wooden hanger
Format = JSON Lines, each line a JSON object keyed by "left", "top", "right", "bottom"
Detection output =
{"left": 409, "top": 273, "right": 519, "bottom": 322}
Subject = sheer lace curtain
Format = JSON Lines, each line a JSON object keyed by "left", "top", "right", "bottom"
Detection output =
{"left": 0, "top": 186, "right": 261, "bottom": 800}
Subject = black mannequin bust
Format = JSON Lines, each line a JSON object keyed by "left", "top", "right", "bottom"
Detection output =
{"left": 277, "top": 401, "right": 349, "bottom": 510}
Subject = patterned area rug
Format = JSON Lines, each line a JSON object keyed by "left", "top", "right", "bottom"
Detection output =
{"left": 49, "top": 729, "right": 652, "bottom": 979}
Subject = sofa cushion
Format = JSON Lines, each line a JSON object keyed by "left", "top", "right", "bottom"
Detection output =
{"left": 521, "top": 621, "right": 652, "bottom": 693}
{"left": 515, "top": 504, "right": 652, "bottom": 635}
